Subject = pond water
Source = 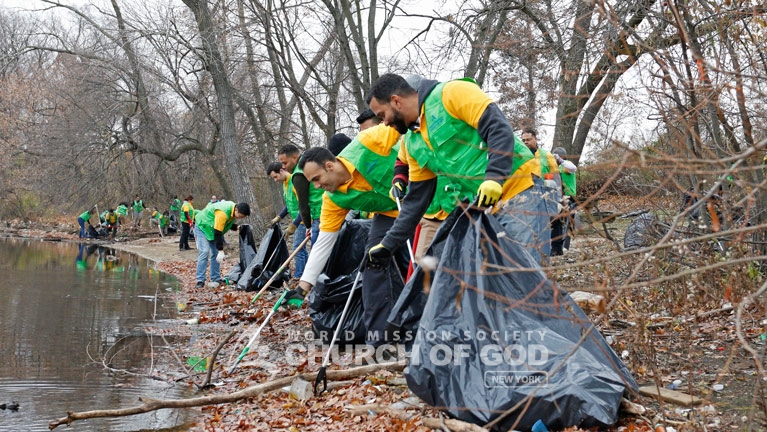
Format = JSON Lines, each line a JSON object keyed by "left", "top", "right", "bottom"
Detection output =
{"left": 0, "top": 237, "right": 192, "bottom": 431}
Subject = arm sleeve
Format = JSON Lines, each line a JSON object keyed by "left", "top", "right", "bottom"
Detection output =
{"left": 393, "top": 158, "right": 409, "bottom": 184}
{"left": 292, "top": 174, "right": 313, "bottom": 226}
{"left": 477, "top": 103, "right": 516, "bottom": 184}
{"left": 278, "top": 207, "right": 288, "bottom": 219}
{"left": 214, "top": 229, "right": 224, "bottom": 250}
{"left": 381, "top": 178, "right": 437, "bottom": 251}
{"left": 299, "top": 231, "right": 340, "bottom": 287}
{"left": 292, "top": 214, "right": 302, "bottom": 227}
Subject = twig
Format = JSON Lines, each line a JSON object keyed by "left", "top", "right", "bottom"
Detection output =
{"left": 49, "top": 360, "right": 406, "bottom": 429}
{"left": 199, "top": 329, "right": 237, "bottom": 389}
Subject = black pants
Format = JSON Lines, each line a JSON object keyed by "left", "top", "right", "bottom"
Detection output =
{"left": 362, "top": 214, "right": 410, "bottom": 347}
{"left": 551, "top": 200, "right": 576, "bottom": 254}
{"left": 179, "top": 222, "right": 191, "bottom": 249}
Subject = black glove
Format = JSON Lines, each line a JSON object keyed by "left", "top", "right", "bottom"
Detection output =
{"left": 364, "top": 243, "right": 391, "bottom": 271}
{"left": 281, "top": 288, "right": 307, "bottom": 309}
{"left": 389, "top": 178, "right": 407, "bottom": 200}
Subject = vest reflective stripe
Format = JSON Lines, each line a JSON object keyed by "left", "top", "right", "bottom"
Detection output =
{"left": 407, "top": 80, "right": 534, "bottom": 213}
{"left": 180, "top": 201, "right": 194, "bottom": 223}
{"left": 327, "top": 137, "right": 399, "bottom": 213}
{"left": 194, "top": 201, "right": 235, "bottom": 240}
{"left": 292, "top": 166, "right": 324, "bottom": 220}
{"left": 283, "top": 177, "right": 300, "bottom": 220}
{"left": 561, "top": 172, "right": 577, "bottom": 197}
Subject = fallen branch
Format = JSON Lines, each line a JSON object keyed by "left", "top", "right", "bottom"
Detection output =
{"left": 199, "top": 329, "right": 237, "bottom": 389}
{"left": 421, "top": 417, "right": 488, "bottom": 431}
{"left": 49, "top": 360, "right": 406, "bottom": 429}
{"left": 646, "top": 304, "right": 734, "bottom": 329}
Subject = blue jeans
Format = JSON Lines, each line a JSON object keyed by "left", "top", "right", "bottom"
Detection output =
{"left": 195, "top": 225, "right": 221, "bottom": 283}
{"left": 496, "top": 178, "right": 551, "bottom": 265}
{"left": 77, "top": 217, "right": 86, "bottom": 238}
{"left": 292, "top": 219, "right": 320, "bottom": 279}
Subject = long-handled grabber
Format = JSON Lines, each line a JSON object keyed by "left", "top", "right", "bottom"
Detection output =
{"left": 250, "top": 235, "right": 311, "bottom": 303}
{"left": 228, "top": 289, "right": 290, "bottom": 374}
{"left": 395, "top": 197, "right": 418, "bottom": 267}
{"left": 314, "top": 268, "right": 363, "bottom": 396}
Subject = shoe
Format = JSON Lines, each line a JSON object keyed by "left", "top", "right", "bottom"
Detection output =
{"left": 183, "top": 246, "right": 191, "bottom": 250}
{"left": 195, "top": 281, "right": 205, "bottom": 288}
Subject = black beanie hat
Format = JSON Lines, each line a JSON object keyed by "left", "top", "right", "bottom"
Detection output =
{"left": 327, "top": 133, "right": 352, "bottom": 156}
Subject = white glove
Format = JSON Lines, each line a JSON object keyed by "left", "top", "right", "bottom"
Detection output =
{"left": 560, "top": 160, "right": 577, "bottom": 173}
{"left": 216, "top": 250, "right": 226, "bottom": 263}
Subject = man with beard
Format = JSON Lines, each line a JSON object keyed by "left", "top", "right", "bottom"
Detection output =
{"left": 283, "top": 124, "right": 410, "bottom": 350}
{"left": 366, "top": 73, "right": 547, "bottom": 266}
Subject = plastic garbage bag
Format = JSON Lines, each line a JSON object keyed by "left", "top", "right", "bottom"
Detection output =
{"left": 227, "top": 224, "right": 289, "bottom": 291}
{"left": 405, "top": 209, "right": 637, "bottom": 431}
{"left": 225, "top": 224, "right": 257, "bottom": 284}
{"left": 623, "top": 212, "right": 657, "bottom": 250}
{"left": 308, "top": 219, "right": 371, "bottom": 344}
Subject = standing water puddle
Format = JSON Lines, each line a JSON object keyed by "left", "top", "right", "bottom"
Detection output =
{"left": 0, "top": 238, "right": 193, "bottom": 431}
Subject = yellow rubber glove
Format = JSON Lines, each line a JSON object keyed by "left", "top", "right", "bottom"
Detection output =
{"left": 477, "top": 180, "right": 502, "bottom": 207}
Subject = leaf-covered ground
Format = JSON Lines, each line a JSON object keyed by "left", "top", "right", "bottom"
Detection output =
{"left": 6, "top": 197, "right": 767, "bottom": 431}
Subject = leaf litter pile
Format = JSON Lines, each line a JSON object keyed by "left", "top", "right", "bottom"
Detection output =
{"left": 13, "top": 197, "right": 767, "bottom": 432}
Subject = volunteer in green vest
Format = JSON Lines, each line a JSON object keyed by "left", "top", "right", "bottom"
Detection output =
{"left": 116, "top": 202, "right": 129, "bottom": 226}
{"left": 193, "top": 200, "right": 251, "bottom": 288}
{"left": 101, "top": 209, "right": 119, "bottom": 240}
{"left": 551, "top": 147, "right": 578, "bottom": 255}
{"left": 277, "top": 144, "right": 326, "bottom": 278}
{"left": 287, "top": 126, "right": 410, "bottom": 349}
{"left": 170, "top": 195, "right": 181, "bottom": 226}
{"left": 132, "top": 195, "right": 145, "bottom": 228}
{"left": 367, "top": 73, "right": 547, "bottom": 265}
{"left": 179, "top": 195, "right": 194, "bottom": 251}
{"left": 521, "top": 127, "right": 562, "bottom": 258}
{"left": 150, "top": 207, "right": 169, "bottom": 236}
{"left": 267, "top": 162, "right": 307, "bottom": 277}
{"left": 77, "top": 206, "right": 96, "bottom": 238}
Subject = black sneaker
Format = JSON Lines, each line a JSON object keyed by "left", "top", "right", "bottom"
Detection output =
{"left": 195, "top": 281, "right": 205, "bottom": 288}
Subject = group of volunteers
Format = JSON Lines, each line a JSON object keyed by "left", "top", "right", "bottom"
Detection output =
{"left": 254, "top": 73, "right": 578, "bottom": 350}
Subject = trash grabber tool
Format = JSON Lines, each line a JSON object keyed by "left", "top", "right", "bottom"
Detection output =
{"left": 228, "top": 289, "right": 289, "bottom": 374}
{"left": 251, "top": 235, "right": 311, "bottom": 303}
{"left": 394, "top": 197, "right": 417, "bottom": 266}
{"left": 314, "top": 268, "right": 363, "bottom": 396}
{"left": 250, "top": 224, "right": 286, "bottom": 288}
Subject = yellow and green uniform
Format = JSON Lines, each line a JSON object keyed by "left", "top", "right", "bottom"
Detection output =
{"left": 401, "top": 79, "right": 535, "bottom": 213}
{"left": 283, "top": 176, "right": 300, "bottom": 220}
{"left": 116, "top": 204, "right": 128, "bottom": 218}
{"left": 180, "top": 200, "right": 195, "bottom": 223}
{"left": 319, "top": 124, "right": 400, "bottom": 233}
{"left": 102, "top": 212, "right": 118, "bottom": 226}
{"left": 532, "top": 148, "right": 559, "bottom": 177}
{"left": 151, "top": 210, "right": 168, "bottom": 228}
{"left": 194, "top": 201, "right": 237, "bottom": 240}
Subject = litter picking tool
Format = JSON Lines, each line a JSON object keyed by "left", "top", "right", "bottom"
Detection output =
{"left": 395, "top": 197, "right": 418, "bottom": 266}
{"left": 228, "top": 289, "right": 289, "bottom": 374}
{"left": 314, "top": 268, "right": 363, "bottom": 396}
{"left": 250, "top": 235, "right": 311, "bottom": 303}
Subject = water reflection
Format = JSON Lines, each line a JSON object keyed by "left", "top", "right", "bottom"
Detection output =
{"left": 0, "top": 238, "right": 191, "bottom": 431}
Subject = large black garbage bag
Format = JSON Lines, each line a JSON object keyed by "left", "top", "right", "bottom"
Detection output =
{"left": 405, "top": 209, "right": 637, "bottom": 431}
{"left": 308, "top": 219, "right": 371, "bottom": 344}
{"left": 623, "top": 212, "right": 657, "bottom": 250}
{"left": 225, "top": 224, "right": 257, "bottom": 284}
{"left": 228, "top": 224, "right": 289, "bottom": 292}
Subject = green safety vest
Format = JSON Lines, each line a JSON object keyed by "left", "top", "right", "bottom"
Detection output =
{"left": 406, "top": 80, "right": 534, "bottom": 214}
{"left": 79, "top": 210, "right": 91, "bottom": 221}
{"left": 283, "top": 177, "right": 300, "bottom": 220}
{"left": 292, "top": 166, "right": 324, "bottom": 220}
{"left": 538, "top": 149, "right": 553, "bottom": 175}
{"left": 194, "top": 201, "right": 236, "bottom": 240}
{"left": 561, "top": 171, "right": 577, "bottom": 197}
{"left": 180, "top": 201, "right": 194, "bottom": 223}
{"left": 170, "top": 198, "right": 181, "bottom": 211}
{"left": 116, "top": 205, "right": 128, "bottom": 216}
{"left": 327, "top": 137, "right": 399, "bottom": 213}
{"left": 133, "top": 200, "right": 144, "bottom": 213}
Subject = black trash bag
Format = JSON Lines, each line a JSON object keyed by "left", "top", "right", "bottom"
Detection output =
{"left": 308, "top": 218, "right": 372, "bottom": 344}
{"left": 623, "top": 212, "right": 657, "bottom": 250}
{"left": 225, "top": 224, "right": 257, "bottom": 285}
{"left": 307, "top": 271, "right": 366, "bottom": 344}
{"left": 405, "top": 209, "right": 638, "bottom": 431}
{"left": 86, "top": 225, "right": 107, "bottom": 239}
{"left": 388, "top": 205, "right": 464, "bottom": 338}
{"left": 229, "top": 224, "right": 289, "bottom": 292}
